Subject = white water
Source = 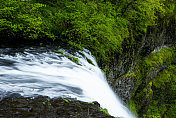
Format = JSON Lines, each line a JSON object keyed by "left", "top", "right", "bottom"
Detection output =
{"left": 152, "top": 45, "right": 168, "bottom": 53}
{"left": 0, "top": 47, "right": 135, "bottom": 118}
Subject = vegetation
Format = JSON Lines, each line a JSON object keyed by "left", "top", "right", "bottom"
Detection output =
{"left": 99, "top": 107, "right": 109, "bottom": 115}
{"left": 1, "top": 0, "right": 175, "bottom": 64}
{"left": 0, "top": 0, "right": 176, "bottom": 117}
{"left": 128, "top": 46, "right": 176, "bottom": 118}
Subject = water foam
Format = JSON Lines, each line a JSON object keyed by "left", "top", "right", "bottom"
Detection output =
{"left": 0, "top": 47, "right": 135, "bottom": 118}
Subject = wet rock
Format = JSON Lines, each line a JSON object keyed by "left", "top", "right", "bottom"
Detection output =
{"left": 113, "top": 75, "right": 134, "bottom": 104}
{"left": 0, "top": 94, "right": 114, "bottom": 118}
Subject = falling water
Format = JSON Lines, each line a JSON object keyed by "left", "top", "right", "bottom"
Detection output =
{"left": 0, "top": 47, "right": 135, "bottom": 118}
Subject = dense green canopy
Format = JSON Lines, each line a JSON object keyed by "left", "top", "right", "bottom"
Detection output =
{"left": 1, "top": 0, "right": 175, "bottom": 62}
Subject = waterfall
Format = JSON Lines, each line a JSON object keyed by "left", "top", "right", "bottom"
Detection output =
{"left": 0, "top": 47, "right": 135, "bottom": 118}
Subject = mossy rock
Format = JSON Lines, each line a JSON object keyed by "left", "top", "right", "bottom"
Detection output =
{"left": 86, "top": 58, "right": 95, "bottom": 66}
{"left": 0, "top": 93, "right": 114, "bottom": 118}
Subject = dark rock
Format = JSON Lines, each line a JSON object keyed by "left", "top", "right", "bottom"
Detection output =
{"left": 0, "top": 95, "right": 114, "bottom": 118}
{"left": 112, "top": 75, "right": 134, "bottom": 104}
{"left": 93, "top": 101, "right": 100, "bottom": 107}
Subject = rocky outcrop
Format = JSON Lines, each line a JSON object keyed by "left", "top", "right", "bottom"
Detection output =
{"left": 0, "top": 93, "right": 114, "bottom": 118}
{"left": 105, "top": 50, "right": 134, "bottom": 104}
{"left": 112, "top": 75, "right": 134, "bottom": 104}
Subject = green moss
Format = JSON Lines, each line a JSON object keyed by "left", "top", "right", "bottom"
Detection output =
{"left": 149, "top": 81, "right": 152, "bottom": 86}
{"left": 63, "top": 99, "right": 69, "bottom": 103}
{"left": 99, "top": 108, "right": 109, "bottom": 115}
{"left": 124, "top": 72, "right": 136, "bottom": 77}
{"left": 129, "top": 47, "right": 176, "bottom": 117}
{"left": 153, "top": 72, "right": 169, "bottom": 88}
{"left": 66, "top": 55, "right": 79, "bottom": 64}
{"left": 167, "top": 103, "right": 176, "bottom": 118}
{"left": 153, "top": 65, "right": 176, "bottom": 88}
{"left": 54, "top": 50, "right": 64, "bottom": 55}
{"left": 146, "top": 48, "right": 173, "bottom": 68}
{"left": 48, "top": 103, "right": 51, "bottom": 106}
{"left": 144, "top": 60, "right": 153, "bottom": 68}
{"left": 88, "top": 102, "right": 94, "bottom": 105}
{"left": 140, "top": 60, "right": 176, "bottom": 117}
{"left": 145, "top": 101, "right": 167, "bottom": 118}
{"left": 127, "top": 100, "right": 138, "bottom": 117}
{"left": 143, "top": 88, "right": 147, "bottom": 93}
{"left": 86, "top": 58, "right": 95, "bottom": 66}
{"left": 57, "top": 50, "right": 64, "bottom": 55}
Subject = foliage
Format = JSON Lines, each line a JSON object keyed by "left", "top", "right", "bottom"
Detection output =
{"left": 127, "top": 100, "right": 138, "bottom": 117}
{"left": 145, "top": 65, "right": 176, "bottom": 118}
{"left": 99, "top": 107, "right": 109, "bottom": 115}
{"left": 0, "top": 0, "right": 175, "bottom": 64}
{"left": 160, "top": 0, "right": 176, "bottom": 24}
{"left": 130, "top": 46, "right": 176, "bottom": 118}
{"left": 66, "top": 55, "right": 79, "bottom": 64}
{"left": 60, "top": 1, "right": 129, "bottom": 63}
{"left": 111, "top": 0, "right": 165, "bottom": 36}
{"left": 0, "top": 1, "right": 176, "bottom": 117}
{"left": 0, "top": 0, "right": 129, "bottom": 64}
{"left": 143, "top": 47, "right": 173, "bottom": 70}
{"left": 0, "top": 0, "right": 51, "bottom": 39}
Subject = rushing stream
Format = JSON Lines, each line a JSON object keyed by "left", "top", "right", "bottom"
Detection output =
{"left": 0, "top": 47, "right": 135, "bottom": 118}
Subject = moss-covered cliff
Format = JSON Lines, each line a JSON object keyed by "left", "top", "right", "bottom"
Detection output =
{"left": 126, "top": 46, "right": 176, "bottom": 117}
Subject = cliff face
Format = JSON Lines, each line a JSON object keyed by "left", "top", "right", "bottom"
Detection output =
{"left": 104, "top": 24, "right": 176, "bottom": 117}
